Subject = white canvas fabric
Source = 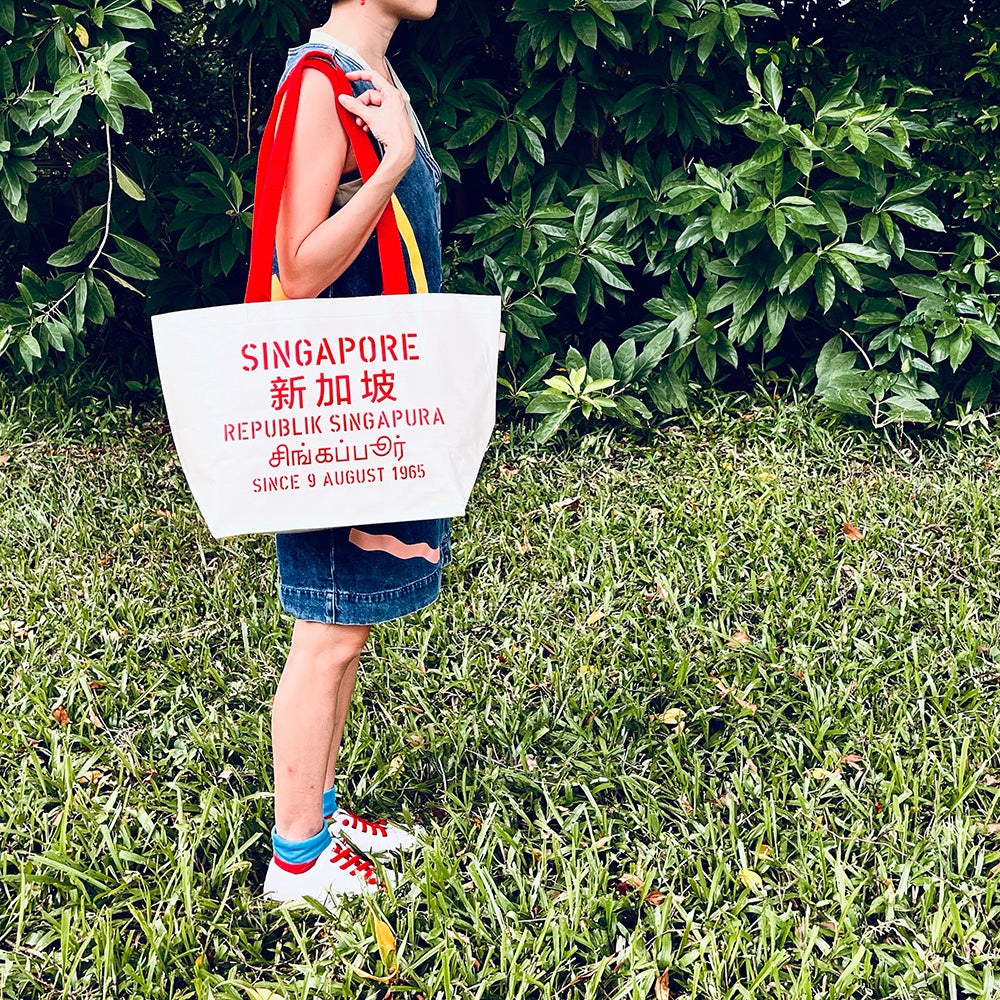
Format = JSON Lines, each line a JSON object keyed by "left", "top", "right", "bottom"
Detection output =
{"left": 151, "top": 293, "right": 502, "bottom": 538}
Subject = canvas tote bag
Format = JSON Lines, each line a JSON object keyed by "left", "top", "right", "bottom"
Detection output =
{"left": 152, "top": 51, "right": 502, "bottom": 538}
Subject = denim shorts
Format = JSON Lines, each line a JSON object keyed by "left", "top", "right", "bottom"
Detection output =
{"left": 276, "top": 518, "right": 452, "bottom": 625}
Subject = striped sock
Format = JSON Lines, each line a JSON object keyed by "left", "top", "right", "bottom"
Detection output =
{"left": 271, "top": 823, "right": 332, "bottom": 874}
{"left": 323, "top": 784, "right": 337, "bottom": 820}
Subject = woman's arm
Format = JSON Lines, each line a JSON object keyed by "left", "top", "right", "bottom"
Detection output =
{"left": 275, "top": 67, "right": 416, "bottom": 300}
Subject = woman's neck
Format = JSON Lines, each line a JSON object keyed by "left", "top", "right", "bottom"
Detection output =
{"left": 318, "top": 6, "right": 399, "bottom": 75}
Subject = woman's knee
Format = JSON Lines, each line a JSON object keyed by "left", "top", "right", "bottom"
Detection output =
{"left": 288, "top": 619, "right": 370, "bottom": 670}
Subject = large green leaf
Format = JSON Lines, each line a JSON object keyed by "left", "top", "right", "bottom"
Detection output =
{"left": 787, "top": 253, "right": 818, "bottom": 292}
{"left": 832, "top": 243, "right": 890, "bottom": 266}
{"left": 588, "top": 340, "right": 614, "bottom": 380}
{"left": 765, "top": 208, "right": 786, "bottom": 247}
{"left": 820, "top": 150, "right": 860, "bottom": 178}
{"left": 763, "top": 61, "right": 782, "bottom": 112}
{"left": 613, "top": 338, "right": 636, "bottom": 383}
{"left": 891, "top": 274, "right": 946, "bottom": 299}
{"left": 817, "top": 68, "right": 860, "bottom": 117}
{"left": 885, "top": 201, "right": 945, "bottom": 232}
{"left": 814, "top": 262, "right": 836, "bottom": 313}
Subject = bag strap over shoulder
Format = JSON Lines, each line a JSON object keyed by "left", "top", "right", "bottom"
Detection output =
{"left": 245, "top": 51, "right": 409, "bottom": 303}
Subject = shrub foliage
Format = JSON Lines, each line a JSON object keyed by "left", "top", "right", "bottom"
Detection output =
{"left": 1, "top": 0, "right": 997, "bottom": 437}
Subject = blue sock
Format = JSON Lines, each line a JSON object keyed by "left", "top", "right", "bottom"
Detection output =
{"left": 322, "top": 784, "right": 337, "bottom": 818}
{"left": 271, "top": 823, "right": 332, "bottom": 871}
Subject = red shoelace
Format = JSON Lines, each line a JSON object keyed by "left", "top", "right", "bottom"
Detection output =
{"left": 336, "top": 807, "right": 389, "bottom": 838}
{"left": 329, "top": 839, "right": 379, "bottom": 885}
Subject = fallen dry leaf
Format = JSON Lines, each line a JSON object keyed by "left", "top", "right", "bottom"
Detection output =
{"left": 525, "top": 754, "right": 538, "bottom": 771}
{"left": 77, "top": 770, "right": 103, "bottom": 785}
{"left": 552, "top": 496, "right": 582, "bottom": 512}
{"left": 727, "top": 630, "right": 751, "bottom": 647}
{"left": 387, "top": 755, "right": 405, "bottom": 778}
{"left": 245, "top": 989, "right": 284, "bottom": 1000}
{"left": 679, "top": 794, "right": 693, "bottom": 814}
{"left": 738, "top": 867, "right": 764, "bottom": 892}
{"left": 843, "top": 521, "right": 865, "bottom": 541}
{"left": 839, "top": 753, "right": 865, "bottom": 769}
{"left": 368, "top": 902, "right": 397, "bottom": 973}
{"left": 650, "top": 708, "right": 685, "bottom": 733}
{"left": 806, "top": 767, "right": 838, "bottom": 780}
{"left": 654, "top": 969, "right": 671, "bottom": 1000}
{"left": 977, "top": 822, "right": 1000, "bottom": 835}
{"left": 644, "top": 890, "right": 667, "bottom": 906}
{"left": 655, "top": 707, "right": 685, "bottom": 725}
{"left": 980, "top": 774, "right": 999, "bottom": 787}
{"left": 52, "top": 706, "right": 70, "bottom": 726}
{"left": 614, "top": 873, "right": 644, "bottom": 895}
{"left": 733, "top": 694, "right": 758, "bottom": 714}
{"left": 0, "top": 454, "right": 10, "bottom": 465}
{"left": 758, "top": 844, "right": 772, "bottom": 858}
{"left": 585, "top": 609, "right": 607, "bottom": 626}
{"left": 964, "top": 932, "right": 988, "bottom": 958}
{"left": 343, "top": 962, "right": 396, "bottom": 985}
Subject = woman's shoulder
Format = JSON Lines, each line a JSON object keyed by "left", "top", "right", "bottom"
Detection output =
{"left": 279, "top": 40, "right": 364, "bottom": 87}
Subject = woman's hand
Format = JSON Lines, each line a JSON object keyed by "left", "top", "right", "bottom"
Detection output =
{"left": 337, "top": 69, "right": 416, "bottom": 179}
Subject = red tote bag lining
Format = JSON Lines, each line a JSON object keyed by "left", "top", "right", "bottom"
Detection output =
{"left": 245, "top": 51, "right": 409, "bottom": 304}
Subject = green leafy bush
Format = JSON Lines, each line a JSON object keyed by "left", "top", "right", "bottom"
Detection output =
{"left": 1, "top": 0, "right": 997, "bottom": 440}
{"left": 0, "top": 0, "right": 300, "bottom": 370}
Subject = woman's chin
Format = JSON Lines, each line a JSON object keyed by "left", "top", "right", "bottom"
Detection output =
{"left": 399, "top": 1, "right": 437, "bottom": 21}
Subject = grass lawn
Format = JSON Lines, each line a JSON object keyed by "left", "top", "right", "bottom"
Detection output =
{"left": 1, "top": 371, "right": 998, "bottom": 1000}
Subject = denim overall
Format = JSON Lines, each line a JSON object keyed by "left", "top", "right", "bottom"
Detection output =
{"left": 272, "top": 38, "right": 451, "bottom": 625}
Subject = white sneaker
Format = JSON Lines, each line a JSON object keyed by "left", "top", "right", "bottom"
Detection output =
{"left": 327, "top": 806, "right": 425, "bottom": 855}
{"left": 262, "top": 833, "right": 396, "bottom": 905}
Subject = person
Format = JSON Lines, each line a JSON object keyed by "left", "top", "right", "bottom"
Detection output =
{"left": 260, "top": 0, "right": 444, "bottom": 906}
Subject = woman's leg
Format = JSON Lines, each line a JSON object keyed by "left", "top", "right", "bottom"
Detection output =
{"left": 271, "top": 620, "right": 370, "bottom": 841}
{"left": 324, "top": 650, "right": 360, "bottom": 794}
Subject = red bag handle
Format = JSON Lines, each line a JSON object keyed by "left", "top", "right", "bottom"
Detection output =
{"left": 245, "top": 51, "right": 409, "bottom": 303}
